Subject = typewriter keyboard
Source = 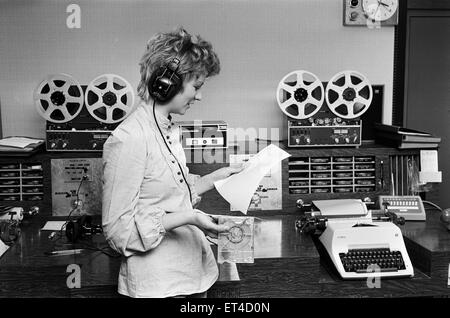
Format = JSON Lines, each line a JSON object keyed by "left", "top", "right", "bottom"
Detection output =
{"left": 339, "top": 248, "right": 406, "bottom": 273}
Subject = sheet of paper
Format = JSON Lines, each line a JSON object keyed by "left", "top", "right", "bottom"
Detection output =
{"left": 419, "top": 150, "right": 442, "bottom": 183}
{"left": 41, "top": 221, "right": 67, "bottom": 231}
{"left": 214, "top": 144, "right": 290, "bottom": 214}
{"left": 0, "top": 239, "right": 10, "bottom": 258}
{"left": 420, "top": 150, "right": 439, "bottom": 171}
{"left": 313, "top": 199, "right": 367, "bottom": 217}
{"left": 0, "top": 137, "right": 43, "bottom": 149}
{"left": 229, "top": 154, "right": 282, "bottom": 212}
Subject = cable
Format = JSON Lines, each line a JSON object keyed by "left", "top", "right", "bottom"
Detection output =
{"left": 48, "top": 174, "right": 86, "bottom": 250}
{"left": 255, "top": 138, "right": 287, "bottom": 143}
{"left": 76, "top": 241, "right": 122, "bottom": 258}
{"left": 422, "top": 200, "right": 443, "bottom": 212}
{"left": 152, "top": 99, "right": 192, "bottom": 203}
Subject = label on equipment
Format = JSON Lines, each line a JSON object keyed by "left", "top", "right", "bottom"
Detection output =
{"left": 186, "top": 137, "right": 224, "bottom": 146}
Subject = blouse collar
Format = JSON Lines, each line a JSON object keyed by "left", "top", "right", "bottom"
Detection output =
{"left": 142, "top": 101, "right": 173, "bottom": 131}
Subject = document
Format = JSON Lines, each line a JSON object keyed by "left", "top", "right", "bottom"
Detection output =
{"left": 229, "top": 154, "right": 282, "bottom": 212}
{"left": 419, "top": 150, "right": 442, "bottom": 183}
{"left": 0, "top": 239, "right": 9, "bottom": 258}
{"left": 214, "top": 144, "right": 290, "bottom": 214}
{"left": 41, "top": 221, "right": 67, "bottom": 231}
{"left": 0, "top": 137, "right": 44, "bottom": 149}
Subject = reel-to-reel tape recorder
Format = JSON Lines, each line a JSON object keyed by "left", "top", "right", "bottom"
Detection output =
{"left": 33, "top": 73, "right": 135, "bottom": 151}
{"left": 276, "top": 70, "right": 381, "bottom": 147}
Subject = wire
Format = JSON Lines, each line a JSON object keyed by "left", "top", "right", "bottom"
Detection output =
{"left": 77, "top": 241, "right": 121, "bottom": 258}
{"left": 422, "top": 200, "right": 443, "bottom": 212}
{"left": 48, "top": 174, "right": 86, "bottom": 250}
{"left": 152, "top": 99, "right": 192, "bottom": 203}
{"left": 255, "top": 138, "right": 287, "bottom": 143}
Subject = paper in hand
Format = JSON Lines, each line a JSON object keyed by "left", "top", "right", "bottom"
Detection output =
{"left": 214, "top": 144, "right": 290, "bottom": 213}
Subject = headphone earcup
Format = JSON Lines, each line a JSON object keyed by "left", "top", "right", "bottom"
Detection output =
{"left": 148, "top": 66, "right": 182, "bottom": 104}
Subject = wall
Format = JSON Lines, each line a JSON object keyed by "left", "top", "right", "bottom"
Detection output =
{"left": 0, "top": 0, "right": 395, "bottom": 140}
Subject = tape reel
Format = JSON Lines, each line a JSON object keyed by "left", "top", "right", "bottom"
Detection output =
{"left": 221, "top": 218, "right": 253, "bottom": 251}
{"left": 325, "top": 70, "right": 373, "bottom": 119}
{"left": 85, "top": 74, "right": 135, "bottom": 124}
{"left": 33, "top": 73, "right": 135, "bottom": 124}
{"left": 276, "top": 69, "right": 373, "bottom": 120}
{"left": 276, "top": 70, "right": 325, "bottom": 120}
{"left": 33, "top": 73, "right": 84, "bottom": 123}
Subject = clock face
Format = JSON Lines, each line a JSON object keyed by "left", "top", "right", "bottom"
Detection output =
{"left": 362, "top": 0, "right": 398, "bottom": 22}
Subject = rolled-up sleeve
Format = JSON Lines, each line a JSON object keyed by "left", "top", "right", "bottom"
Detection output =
{"left": 102, "top": 130, "right": 166, "bottom": 257}
{"left": 186, "top": 172, "right": 202, "bottom": 208}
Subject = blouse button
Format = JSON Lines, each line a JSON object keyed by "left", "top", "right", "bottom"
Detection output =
{"left": 168, "top": 141, "right": 172, "bottom": 144}
{"left": 172, "top": 160, "right": 175, "bottom": 164}
{"left": 166, "top": 136, "right": 170, "bottom": 139}
{"left": 177, "top": 171, "right": 181, "bottom": 175}
{"left": 179, "top": 179, "right": 184, "bottom": 183}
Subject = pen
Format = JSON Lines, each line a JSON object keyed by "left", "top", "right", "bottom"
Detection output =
{"left": 45, "top": 248, "right": 85, "bottom": 256}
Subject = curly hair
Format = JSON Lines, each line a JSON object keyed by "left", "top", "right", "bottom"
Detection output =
{"left": 137, "top": 27, "right": 220, "bottom": 103}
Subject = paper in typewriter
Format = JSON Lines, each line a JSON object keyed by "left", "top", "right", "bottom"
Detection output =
{"left": 313, "top": 199, "right": 367, "bottom": 217}
{"left": 217, "top": 216, "right": 254, "bottom": 264}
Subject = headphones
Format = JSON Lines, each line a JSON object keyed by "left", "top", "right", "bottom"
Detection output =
{"left": 66, "top": 215, "right": 103, "bottom": 243}
{"left": 0, "top": 221, "right": 21, "bottom": 245}
{"left": 148, "top": 58, "right": 183, "bottom": 104}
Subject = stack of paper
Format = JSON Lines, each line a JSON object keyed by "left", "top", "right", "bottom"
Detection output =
{"left": 0, "top": 137, "right": 44, "bottom": 149}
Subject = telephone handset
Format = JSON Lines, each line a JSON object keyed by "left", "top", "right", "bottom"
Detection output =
{"left": 378, "top": 195, "right": 426, "bottom": 221}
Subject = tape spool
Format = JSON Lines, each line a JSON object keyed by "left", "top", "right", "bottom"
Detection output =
{"left": 84, "top": 74, "right": 135, "bottom": 124}
{"left": 325, "top": 70, "right": 373, "bottom": 119}
{"left": 33, "top": 74, "right": 84, "bottom": 123}
{"left": 276, "top": 70, "right": 324, "bottom": 119}
{"left": 223, "top": 219, "right": 253, "bottom": 250}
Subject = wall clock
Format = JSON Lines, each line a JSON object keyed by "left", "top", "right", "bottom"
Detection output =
{"left": 343, "top": 0, "right": 399, "bottom": 26}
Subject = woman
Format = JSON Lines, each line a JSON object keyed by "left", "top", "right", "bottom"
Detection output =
{"left": 102, "top": 27, "right": 242, "bottom": 298}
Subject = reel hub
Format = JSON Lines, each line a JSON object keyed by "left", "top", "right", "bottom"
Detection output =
{"left": 50, "top": 91, "right": 66, "bottom": 106}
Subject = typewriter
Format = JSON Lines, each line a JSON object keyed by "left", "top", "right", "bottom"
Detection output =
{"left": 296, "top": 199, "right": 414, "bottom": 279}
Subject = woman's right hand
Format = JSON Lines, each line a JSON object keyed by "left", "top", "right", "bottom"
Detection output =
{"left": 190, "top": 209, "right": 229, "bottom": 237}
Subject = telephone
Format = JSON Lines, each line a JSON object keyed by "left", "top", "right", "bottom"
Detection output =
{"left": 378, "top": 196, "right": 426, "bottom": 221}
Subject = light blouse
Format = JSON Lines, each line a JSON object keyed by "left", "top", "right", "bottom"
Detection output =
{"left": 102, "top": 101, "right": 218, "bottom": 298}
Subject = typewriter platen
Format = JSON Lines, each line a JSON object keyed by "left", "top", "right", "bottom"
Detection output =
{"left": 296, "top": 199, "right": 414, "bottom": 279}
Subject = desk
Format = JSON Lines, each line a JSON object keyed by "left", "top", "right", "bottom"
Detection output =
{"left": 0, "top": 214, "right": 449, "bottom": 298}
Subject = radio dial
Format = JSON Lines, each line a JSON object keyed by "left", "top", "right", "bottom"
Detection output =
{"left": 62, "top": 142, "right": 68, "bottom": 149}
{"left": 305, "top": 137, "right": 311, "bottom": 144}
{"left": 50, "top": 142, "right": 56, "bottom": 149}
{"left": 334, "top": 137, "right": 340, "bottom": 144}
{"left": 92, "top": 142, "right": 98, "bottom": 149}
{"left": 345, "top": 137, "right": 350, "bottom": 143}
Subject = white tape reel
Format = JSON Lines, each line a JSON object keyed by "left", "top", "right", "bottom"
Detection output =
{"left": 325, "top": 70, "right": 373, "bottom": 119}
{"left": 33, "top": 74, "right": 84, "bottom": 123}
{"left": 85, "top": 74, "right": 135, "bottom": 124}
{"left": 276, "top": 70, "right": 324, "bottom": 119}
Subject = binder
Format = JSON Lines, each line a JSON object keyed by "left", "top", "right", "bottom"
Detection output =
{"left": 374, "top": 123, "right": 432, "bottom": 136}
